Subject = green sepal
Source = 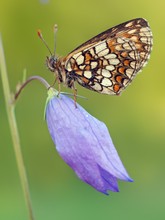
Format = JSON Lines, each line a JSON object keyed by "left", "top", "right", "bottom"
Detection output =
{"left": 44, "top": 88, "right": 59, "bottom": 120}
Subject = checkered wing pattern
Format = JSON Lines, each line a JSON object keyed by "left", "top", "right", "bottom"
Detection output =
{"left": 64, "top": 18, "right": 153, "bottom": 95}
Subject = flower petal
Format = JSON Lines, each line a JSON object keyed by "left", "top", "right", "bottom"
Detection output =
{"left": 46, "top": 89, "right": 133, "bottom": 194}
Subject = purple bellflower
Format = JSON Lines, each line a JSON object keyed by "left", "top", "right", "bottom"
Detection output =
{"left": 45, "top": 88, "right": 133, "bottom": 195}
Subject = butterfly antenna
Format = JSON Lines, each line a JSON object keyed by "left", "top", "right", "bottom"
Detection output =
{"left": 37, "top": 29, "right": 53, "bottom": 56}
{"left": 53, "top": 24, "right": 58, "bottom": 58}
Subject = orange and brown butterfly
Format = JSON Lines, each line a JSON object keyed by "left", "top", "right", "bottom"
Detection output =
{"left": 38, "top": 18, "right": 153, "bottom": 96}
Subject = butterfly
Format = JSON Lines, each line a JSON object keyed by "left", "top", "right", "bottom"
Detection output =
{"left": 39, "top": 18, "right": 153, "bottom": 96}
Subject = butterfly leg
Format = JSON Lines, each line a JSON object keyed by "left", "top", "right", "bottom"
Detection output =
{"left": 51, "top": 76, "right": 57, "bottom": 87}
{"left": 73, "top": 88, "right": 77, "bottom": 108}
{"left": 49, "top": 76, "right": 61, "bottom": 96}
{"left": 70, "top": 81, "right": 77, "bottom": 107}
{"left": 57, "top": 78, "right": 61, "bottom": 97}
{"left": 67, "top": 76, "right": 78, "bottom": 107}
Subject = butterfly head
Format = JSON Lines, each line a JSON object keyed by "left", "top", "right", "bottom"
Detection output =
{"left": 46, "top": 55, "right": 65, "bottom": 84}
{"left": 46, "top": 56, "right": 58, "bottom": 72}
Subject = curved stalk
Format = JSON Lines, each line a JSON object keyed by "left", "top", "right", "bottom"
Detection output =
{"left": 15, "top": 75, "right": 50, "bottom": 100}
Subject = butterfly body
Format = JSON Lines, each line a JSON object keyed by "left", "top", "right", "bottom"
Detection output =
{"left": 46, "top": 18, "right": 153, "bottom": 95}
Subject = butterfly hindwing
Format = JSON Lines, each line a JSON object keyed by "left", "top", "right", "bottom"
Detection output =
{"left": 64, "top": 18, "right": 153, "bottom": 95}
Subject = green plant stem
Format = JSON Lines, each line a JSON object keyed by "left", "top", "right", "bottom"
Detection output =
{"left": 0, "top": 35, "right": 35, "bottom": 220}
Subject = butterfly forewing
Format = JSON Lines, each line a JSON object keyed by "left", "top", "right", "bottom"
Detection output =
{"left": 64, "top": 18, "right": 153, "bottom": 95}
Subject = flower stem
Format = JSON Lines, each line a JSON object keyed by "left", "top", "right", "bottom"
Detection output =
{"left": 0, "top": 35, "right": 35, "bottom": 219}
{"left": 15, "top": 75, "right": 50, "bottom": 100}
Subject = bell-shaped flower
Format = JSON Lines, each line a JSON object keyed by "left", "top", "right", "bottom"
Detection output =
{"left": 45, "top": 88, "right": 133, "bottom": 195}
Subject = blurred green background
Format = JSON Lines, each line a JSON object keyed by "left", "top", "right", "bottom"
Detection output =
{"left": 0, "top": 0, "right": 164, "bottom": 219}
